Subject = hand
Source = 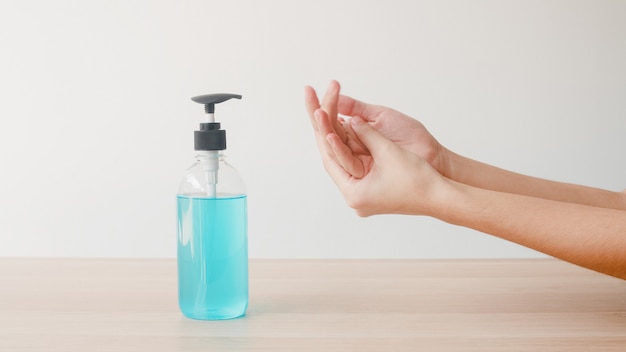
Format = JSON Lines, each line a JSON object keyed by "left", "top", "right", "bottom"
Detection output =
{"left": 305, "top": 81, "right": 368, "bottom": 177}
{"left": 305, "top": 80, "right": 450, "bottom": 216}
{"left": 313, "top": 108, "right": 447, "bottom": 217}
{"left": 306, "top": 80, "right": 449, "bottom": 177}
{"left": 336, "top": 92, "right": 449, "bottom": 177}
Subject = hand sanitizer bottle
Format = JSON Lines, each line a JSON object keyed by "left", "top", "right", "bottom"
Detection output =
{"left": 177, "top": 93, "right": 248, "bottom": 320}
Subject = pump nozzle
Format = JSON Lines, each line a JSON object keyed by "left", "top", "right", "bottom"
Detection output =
{"left": 191, "top": 93, "right": 242, "bottom": 114}
{"left": 191, "top": 93, "right": 242, "bottom": 151}
{"left": 190, "top": 93, "right": 242, "bottom": 198}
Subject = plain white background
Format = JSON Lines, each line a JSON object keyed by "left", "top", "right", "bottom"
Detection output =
{"left": 0, "top": 0, "right": 624, "bottom": 258}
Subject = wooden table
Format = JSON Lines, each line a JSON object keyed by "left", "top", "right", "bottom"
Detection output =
{"left": 0, "top": 258, "right": 625, "bottom": 351}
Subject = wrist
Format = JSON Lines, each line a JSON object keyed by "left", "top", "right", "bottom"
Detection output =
{"left": 427, "top": 174, "right": 494, "bottom": 227}
{"left": 418, "top": 173, "right": 462, "bottom": 220}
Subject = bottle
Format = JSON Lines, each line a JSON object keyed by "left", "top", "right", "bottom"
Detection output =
{"left": 177, "top": 93, "right": 248, "bottom": 320}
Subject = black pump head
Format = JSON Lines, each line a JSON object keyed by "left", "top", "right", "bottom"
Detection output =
{"left": 191, "top": 93, "right": 242, "bottom": 151}
{"left": 191, "top": 93, "right": 242, "bottom": 114}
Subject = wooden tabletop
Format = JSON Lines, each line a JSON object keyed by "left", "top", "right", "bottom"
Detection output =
{"left": 0, "top": 258, "right": 624, "bottom": 351}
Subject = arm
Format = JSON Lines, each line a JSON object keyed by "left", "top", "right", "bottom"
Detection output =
{"left": 440, "top": 180, "right": 626, "bottom": 279}
{"left": 442, "top": 150, "right": 626, "bottom": 211}
{"left": 332, "top": 85, "right": 626, "bottom": 211}
{"left": 306, "top": 82, "right": 626, "bottom": 280}
{"left": 326, "top": 108, "right": 626, "bottom": 280}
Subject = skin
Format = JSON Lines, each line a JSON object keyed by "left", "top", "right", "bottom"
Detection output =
{"left": 305, "top": 80, "right": 626, "bottom": 280}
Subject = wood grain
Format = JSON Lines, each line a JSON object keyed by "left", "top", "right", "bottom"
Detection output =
{"left": 0, "top": 258, "right": 624, "bottom": 351}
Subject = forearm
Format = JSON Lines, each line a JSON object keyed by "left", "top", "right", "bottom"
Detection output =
{"left": 443, "top": 149, "right": 626, "bottom": 210}
{"left": 434, "top": 180, "right": 626, "bottom": 279}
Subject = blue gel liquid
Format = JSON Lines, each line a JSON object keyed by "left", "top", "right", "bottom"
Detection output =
{"left": 177, "top": 194, "right": 248, "bottom": 320}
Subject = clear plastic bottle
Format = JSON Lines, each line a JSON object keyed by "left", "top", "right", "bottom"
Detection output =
{"left": 177, "top": 94, "right": 248, "bottom": 320}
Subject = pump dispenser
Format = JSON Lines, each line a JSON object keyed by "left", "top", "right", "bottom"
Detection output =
{"left": 191, "top": 93, "right": 241, "bottom": 197}
{"left": 177, "top": 93, "right": 248, "bottom": 320}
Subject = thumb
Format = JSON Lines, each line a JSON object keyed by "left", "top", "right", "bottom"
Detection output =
{"left": 349, "top": 116, "right": 394, "bottom": 159}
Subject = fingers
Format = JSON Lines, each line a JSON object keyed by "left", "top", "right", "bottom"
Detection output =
{"left": 312, "top": 109, "right": 352, "bottom": 186}
{"left": 305, "top": 81, "right": 349, "bottom": 141}
{"left": 321, "top": 80, "right": 347, "bottom": 143}
{"left": 312, "top": 109, "right": 335, "bottom": 163}
{"left": 304, "top": 86, "right": 321, "bottom": 131}
{"left": 316, "top": 109, "right": 365, "bottom": 179}
{"left": 327, "top": 133, "right": 365, "bottom": 179}
{"left": 321, "top": 81, "right": 339, "bottom": 120}
{"left": 338, "top": 95, "right": 381, "bottom": 122}
{"left": 314, "top": 108, "right": 335, "bottom": 155}
{"left": 306, "top": 82, "right": 370, "bottom": 179}
{"left": 342, "top": 118, "right": 369, "bottom": 156}
{"left": 349, "top": 115, "right": 394, "bottom": 159}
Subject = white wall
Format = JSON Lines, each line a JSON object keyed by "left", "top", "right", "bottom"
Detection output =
{"left": 0, "top": 0, "right": 624, "bottom": 258}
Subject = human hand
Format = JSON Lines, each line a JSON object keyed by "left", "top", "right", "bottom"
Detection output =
{"left": 305, "top": 80, "right": 449, "bottom": 177}
{"left": 336, "top": 92, "right": 449, "bottom": 177}
{"left": 305, "top": 81, "right": 369, "bottom": 177}
{"left": 312, "top": 107, "right": 448, "bottom": 217}
{"left": 305, "top": 80, "right": 451, "bottom": 216}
